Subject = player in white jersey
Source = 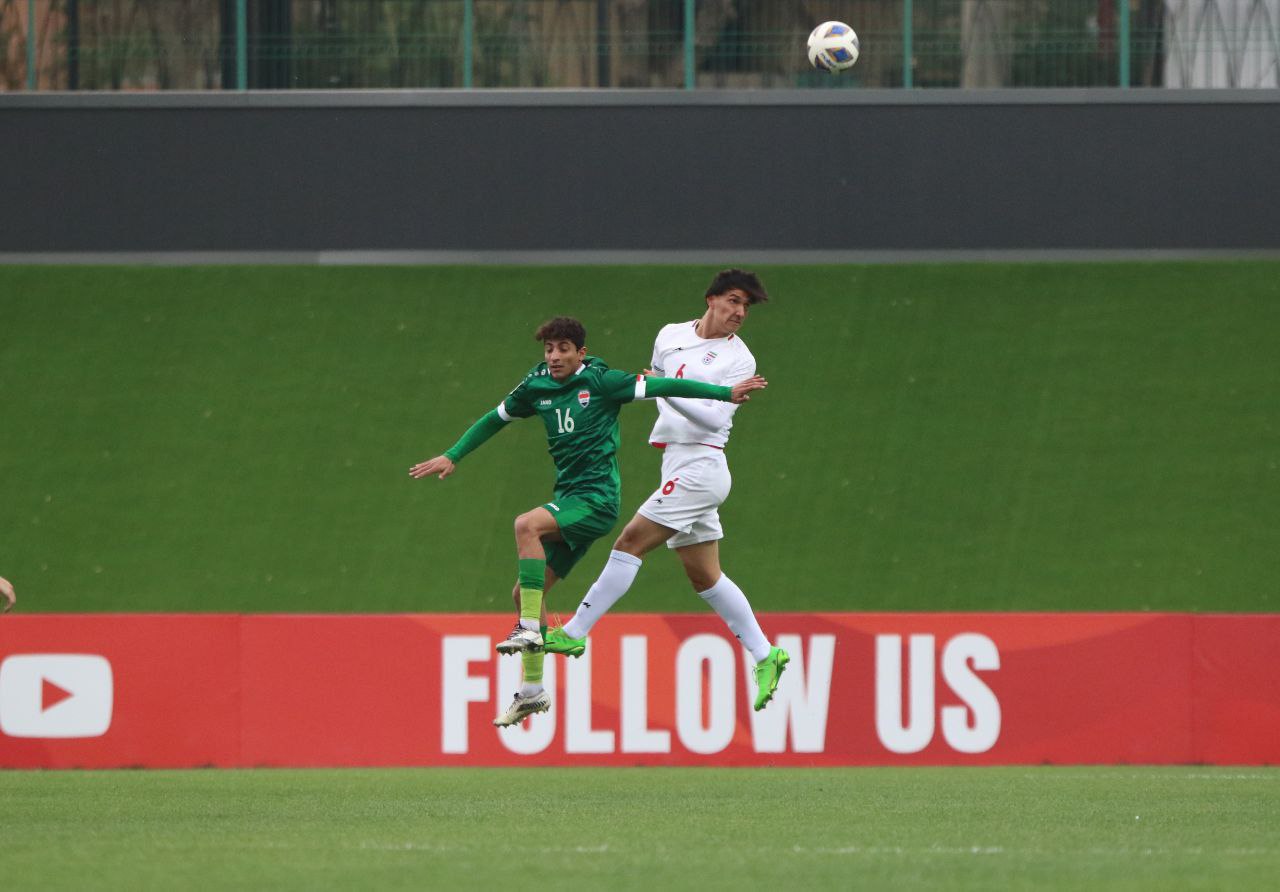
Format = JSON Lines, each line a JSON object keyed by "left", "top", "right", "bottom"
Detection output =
{"left": 544, "top": 269, "right": 789, "bottom": 710}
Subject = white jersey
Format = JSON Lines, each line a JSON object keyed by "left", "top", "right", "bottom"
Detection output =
{"left": 648, "top": 320, "right": 756, "bottom": 449}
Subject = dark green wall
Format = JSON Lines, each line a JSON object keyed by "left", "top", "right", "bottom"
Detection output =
{"left": 2, "top": 263, "right": 1277, "bottom": 613}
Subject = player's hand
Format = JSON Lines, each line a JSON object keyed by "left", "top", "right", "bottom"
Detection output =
{"left": 410, "top": 456, "right": 456, "bottom": 480}
{"left": 0, "top": 576, "right": 15, "bottom": 614}
{"left": 730, "top": 375, "right": 768, "bottom": 404}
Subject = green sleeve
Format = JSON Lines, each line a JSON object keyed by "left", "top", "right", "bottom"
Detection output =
{"left": 644, "top": 377, "right": 733, "bottom": 401}
{"left": 599, "top": 369, "right": 645, "bottom": 403}
{"left": 501, "top": 378, "right": 537, "bottom": 419}
{"left": 443, "top": 409, "right": 509, "bottom": 463}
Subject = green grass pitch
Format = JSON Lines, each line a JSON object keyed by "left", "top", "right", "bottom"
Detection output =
{"left": 1, "top": 767, "right": 1277, "bottom": 889}
{"left": 2, "top": 261, "right": 1278, "bottom": 613}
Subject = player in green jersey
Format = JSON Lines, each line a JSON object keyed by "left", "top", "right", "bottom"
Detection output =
{"left": 410, "top": 317, "right": 767, "bottom": 727}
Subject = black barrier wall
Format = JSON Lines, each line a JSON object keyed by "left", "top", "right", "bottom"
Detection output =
{"left": 2, "top": 90, "right": 1278, "bottom": 253}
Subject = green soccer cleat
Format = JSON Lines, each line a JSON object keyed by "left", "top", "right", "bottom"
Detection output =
{"left": 753, "top": 646, "right": 790, "bottom": 711}
{"left": 542, "top": 626, "right": 587, "bottom": 658}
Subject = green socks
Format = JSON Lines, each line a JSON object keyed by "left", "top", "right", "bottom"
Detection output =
{"left": 518, "top": 559, "right": 547, "bottom": 694}
{"left": 522, "top": 648, "right": 544, "bottom": 687}
{"left": 517, "top": 557, "right": 544, "bottom": 632}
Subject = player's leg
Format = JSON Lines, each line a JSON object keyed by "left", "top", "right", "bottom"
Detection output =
{"left": 508, "top": 563, "right": 557, "bottom": 632}
{"left": 553, "top": 451, "right": 714, "bottom": 649}
{"left": 494, "top": 560, "right": 565, "bottom": 726}
{"left": 676, "top": 540, "right": 770, "bottom": 660}
{"left": 503, "top": 566, "right": 559, "bottom": 688}
{"left": 668, "top": 450, "right": 790, "bottom": 711}
{"left": 553, "top": 514, "right": 673, "bottom": 645}
{"left": 494, "top": 567, "right": 561, "bottom": 728}
{"left": 496, "top": 501, "right": 615, "bottom": 726}
{"left": 496, "top": 506, "right": 562, "bottom": 655}
{"left": 675, "top": 540, "right": 788, "bottom": 711}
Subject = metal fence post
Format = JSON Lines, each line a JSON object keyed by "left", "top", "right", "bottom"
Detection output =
{"left": 26, "top": 0, "right": 36, "bottom": 90}
{"left": 463, "top": 0, "right": 474, "bottom": 88}
{"left": 67, "top": 0, "right": 79, "bottom": 90}
{"left": 903, "top": 0, "right": 914, "bottom": 88}
{"left": 236, "top": 0, "right": 248, "bottom": 91}
{"left": 684, "top": 0, "right": 695, "bottom": 89}
{"left": 1118, "top": 0, "right": 1131, "bottom": 87}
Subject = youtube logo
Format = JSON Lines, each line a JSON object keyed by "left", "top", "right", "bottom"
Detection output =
{"left": 0, "top": 655, "right": 113, "bottom": 738}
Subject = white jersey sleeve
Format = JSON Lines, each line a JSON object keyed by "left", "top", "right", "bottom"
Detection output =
{"left": 647, "top": 321, "right": 756, "bottom": 448}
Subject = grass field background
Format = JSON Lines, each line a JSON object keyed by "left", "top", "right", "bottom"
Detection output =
{"left": 2, "top": 262, "right": 1277, "bottom": 613}
{"left": 1, "top": 767, "right": 1276, "bottom": 889}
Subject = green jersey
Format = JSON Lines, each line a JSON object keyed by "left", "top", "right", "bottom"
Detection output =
{"left": 500, "top": 356, "right": 640, "bottom": 506}
{"left": 442, "top": 355, "right": 735, "bottom": 511}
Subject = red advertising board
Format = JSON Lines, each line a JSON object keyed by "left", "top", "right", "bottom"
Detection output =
{"left": 0, "top": 615, "right": 239, "bottom": 769}
{"left": 1, "top": 613, "right": 1276, "bottom": 768}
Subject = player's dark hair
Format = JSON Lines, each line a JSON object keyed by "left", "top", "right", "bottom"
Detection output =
{"left": 534, "top": 316, "right": 586, "bottom": 349}
{"left": 705, "top": 268, "right": 769, "bottom": 305}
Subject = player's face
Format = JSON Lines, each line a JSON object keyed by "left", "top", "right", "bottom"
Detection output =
{"left": 545, "top": 339, "right": 586, "bottom": 380}
{"left": 706, "top": 289, "right": 752, "bottom": 335}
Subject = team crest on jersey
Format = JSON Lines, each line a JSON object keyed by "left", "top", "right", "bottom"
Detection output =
{"left": 702, "top": 350, "right": 718, "bottom": 365}
{"left": 577, "top": 389, "right": 591, "bottom": 408}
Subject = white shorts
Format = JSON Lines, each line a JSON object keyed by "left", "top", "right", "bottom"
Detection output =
{"left": 636, "top": 444, "right": 732, "bottom": 549}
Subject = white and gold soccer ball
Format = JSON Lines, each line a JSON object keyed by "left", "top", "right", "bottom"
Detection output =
{"left": 807, "top": 21, "right": 860, "bottom": 72}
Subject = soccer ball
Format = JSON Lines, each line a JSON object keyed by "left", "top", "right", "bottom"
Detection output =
{"left": 807, "top": 21, "right": 860, "bottom": 72}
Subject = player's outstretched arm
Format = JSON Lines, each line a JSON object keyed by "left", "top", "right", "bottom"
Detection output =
{"left": 0, "top": 576, "right": 15, "bottom": 613}
{"left": 409, "top": 456, "right": 456, "bottom": 480}
{"left": 409, "top": 407, "right": 511, "bottom": 481}
{"left": 641, "top": 374, "right": 767, "bottom": 404}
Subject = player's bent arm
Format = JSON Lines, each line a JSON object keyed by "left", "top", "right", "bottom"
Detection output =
{"left": 656, "top": 365, "right": 764, "bottom": 428}
{"left": 663, "top": 360, "right": 761, "bottom": 428}
{"left": 0, "top": 576, "right": 15, "bottom": 613}
{"left": 663, "top": 396, "right": 738, "bottom": 431}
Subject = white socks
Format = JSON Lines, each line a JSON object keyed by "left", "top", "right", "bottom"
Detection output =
{"left": 562, "top": 550, "right": 643, "bottom": 639}
{"left": 699, "top": 574, "right": 772, "bottom": 663}
{"left": 563, "top": 554, "right": 770, "bottom": 665}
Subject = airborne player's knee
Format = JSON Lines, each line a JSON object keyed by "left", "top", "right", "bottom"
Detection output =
{"left": 613, "top": 525, "right": 645, "bottom": 554}
{"left": 612, "top": 513, "right": 673, "bottom": 557}
{"left": 513, "top": 510, "right": 541, "bottom": 539}
{"left": 678, "top": 542, "right": 723, "bottom": 592}
{"left": 685, "top": 568, "right": 721, "bottom": 592}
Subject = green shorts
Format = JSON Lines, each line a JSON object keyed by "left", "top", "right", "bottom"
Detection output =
{"left": 540, "top": 495, "right": 619, "bottom": 580}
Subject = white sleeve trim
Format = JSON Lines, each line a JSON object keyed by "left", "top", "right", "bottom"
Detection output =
{"left": 496, "top": 401, "right": 513, "bottom": 422}
{"left": 634, "top": 375, "right": 647, "bottom": 400}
